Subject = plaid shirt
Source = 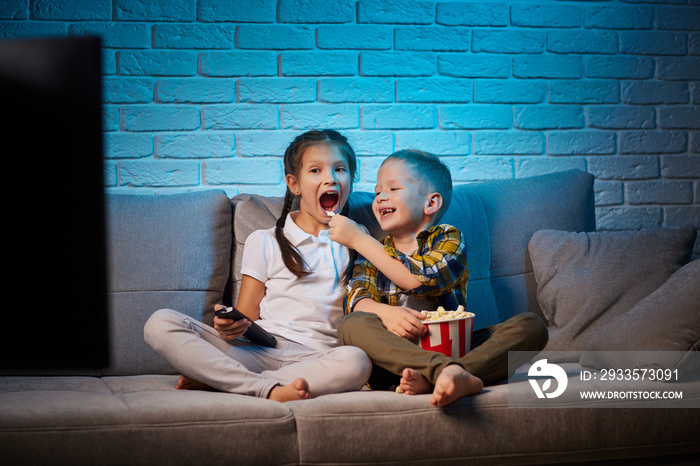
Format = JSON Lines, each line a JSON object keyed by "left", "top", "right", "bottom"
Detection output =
{"left": 345, "top": 224, "right": 469, "bottom": 315}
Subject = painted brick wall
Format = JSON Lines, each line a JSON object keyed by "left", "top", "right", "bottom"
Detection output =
{"left": 1, "top": 0, "right": 699, "bottom": 254}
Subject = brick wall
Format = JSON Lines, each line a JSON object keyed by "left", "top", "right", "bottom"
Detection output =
{"left": 1, "top": 0, "right": 698, "bottom": 254}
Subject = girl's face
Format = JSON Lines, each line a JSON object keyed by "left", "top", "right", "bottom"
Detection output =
{"left": 286, "top": 143, "right": 352, "bottom": 236}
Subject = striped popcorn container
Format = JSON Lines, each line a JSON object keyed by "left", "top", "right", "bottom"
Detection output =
{"left": 418, "top": 315, "right": 474, "bottom": 359}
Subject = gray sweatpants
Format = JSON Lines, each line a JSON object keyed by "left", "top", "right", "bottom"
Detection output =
{"left": 144, "top": 308, "right": 371, "bottom": 399}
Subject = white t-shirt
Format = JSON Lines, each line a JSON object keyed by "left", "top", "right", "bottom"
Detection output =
{"left": 240, "top": 213, "right": 350, "bottom": 351}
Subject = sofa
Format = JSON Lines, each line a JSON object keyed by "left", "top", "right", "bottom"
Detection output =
{"left": 2, "top": 169, "right": 699, "bottom": 465}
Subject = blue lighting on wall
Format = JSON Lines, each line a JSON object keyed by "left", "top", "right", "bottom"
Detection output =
{"left": 0, "top": 0, "right": 698, "bottom": 256}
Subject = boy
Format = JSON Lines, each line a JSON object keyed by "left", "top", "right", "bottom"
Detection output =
{"left": 328, "top": 150, "right": 547, "bottom": 407}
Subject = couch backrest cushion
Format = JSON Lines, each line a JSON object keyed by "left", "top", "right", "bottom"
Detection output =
{"left": 230, "top": 170, "right": 595, "bottom": 330}
{"left": 444, "top": 169, "right": 596, "bottom": 328}
{"left": 530, "top": 227, "right": 696, "bottom": 359}
{"left": 105, "top": 190, "right": 232, "bottom": 375}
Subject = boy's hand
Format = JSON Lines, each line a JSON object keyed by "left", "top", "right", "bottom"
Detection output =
{"left": 378, "top": 306, "right": 427, "bottom": 341}
{"left": 327, "top": 214, "right": 366, "bottom": 249}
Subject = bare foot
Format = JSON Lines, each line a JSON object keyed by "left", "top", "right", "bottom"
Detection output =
{"left": 398, "top": 368, "right": 432, "bottom": 395}
{"left": 430, "top": 364, "right": 483, "bottom": 407}
{"left": 268, "top": 378, "right": 311, "bottom": 402}
{"left": 175, "top": 375, "right": 214, "bottom": 391}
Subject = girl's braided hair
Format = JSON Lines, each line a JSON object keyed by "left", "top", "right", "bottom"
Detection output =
{"left": 275, "top": 130, "right": 357, "bottom": 280}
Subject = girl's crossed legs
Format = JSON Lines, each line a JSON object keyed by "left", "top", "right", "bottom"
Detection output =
{"left": 144, "top": 309, "right": 371, "bottom": 400}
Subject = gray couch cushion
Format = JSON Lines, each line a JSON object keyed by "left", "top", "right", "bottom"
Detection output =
{"left": 289, "top": 377, "right": 700, "bottom": 464}
{"left": 580, "top": 259, "right": 700, "bottom": 376}
{"left": 528, "top": 227, "right": 696, "bottom": 361}
{"left": 0, "top": 375, "right": 298, "bottom": 466}
{"left": 106, "top": 191, "right": 232, "bottom": 375}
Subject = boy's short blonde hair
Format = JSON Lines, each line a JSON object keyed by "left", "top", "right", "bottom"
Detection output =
{"left": 382, "top": 150, "right": 452, "bottom": 223}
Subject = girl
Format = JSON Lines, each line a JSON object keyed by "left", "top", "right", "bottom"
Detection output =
{"left": 144, "top": 130, "right": 371, "bottom": 402}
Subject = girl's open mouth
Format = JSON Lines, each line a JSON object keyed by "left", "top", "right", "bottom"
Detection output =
{"left": 320, "top": 192, "right": 339, "bottom": 215}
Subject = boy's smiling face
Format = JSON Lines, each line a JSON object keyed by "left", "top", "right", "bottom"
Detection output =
{"left": 372, "top": 160, "right": 433, "bottom": 240}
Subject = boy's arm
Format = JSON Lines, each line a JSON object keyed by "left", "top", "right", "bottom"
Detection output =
{"left": 345, "top": 253, "right": 383, "bottom": 315}
{"left": 393, "top": 225, "right": 469, "bottom": 296}
{"left": 329, "top": 215, "right": 421, "bottom": 291}
{"left": 346, "top": 256, "right": 427, "bottom": 340}
{"left": 350, "top": 232, "right": 423, "bottom": 291}
{"left": 353, "top": 298, "right": 426, "bottom": 340}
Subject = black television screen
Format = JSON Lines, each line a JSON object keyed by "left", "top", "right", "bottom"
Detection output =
{"left": 0, "top": 36, "right": 109, "bottom": 371}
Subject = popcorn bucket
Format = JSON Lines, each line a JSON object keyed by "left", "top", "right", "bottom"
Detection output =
{"left": 419, "top": 316, "right": 474, "bottom": 359}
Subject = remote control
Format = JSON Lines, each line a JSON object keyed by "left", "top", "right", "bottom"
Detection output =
{"left": 215, "top": 307, "right": 277, "bottom": 348}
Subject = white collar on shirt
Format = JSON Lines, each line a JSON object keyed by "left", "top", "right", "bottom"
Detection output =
{"left": 283, "top": 212, "right": 331, "bottom": 247}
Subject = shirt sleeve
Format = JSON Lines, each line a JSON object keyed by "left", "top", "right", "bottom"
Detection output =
{"left": 389, "top": 225, "right": 469, "bottom": 298}
{"left": 345, "top": 253, "right": 381, "bottom": 315}
{"left": 240, "top": 229, "right": 270, "bottom": 284}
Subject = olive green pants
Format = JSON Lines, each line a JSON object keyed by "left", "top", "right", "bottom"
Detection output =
{"left": 338, "top": 311, "right": 548, "bottom": 389}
